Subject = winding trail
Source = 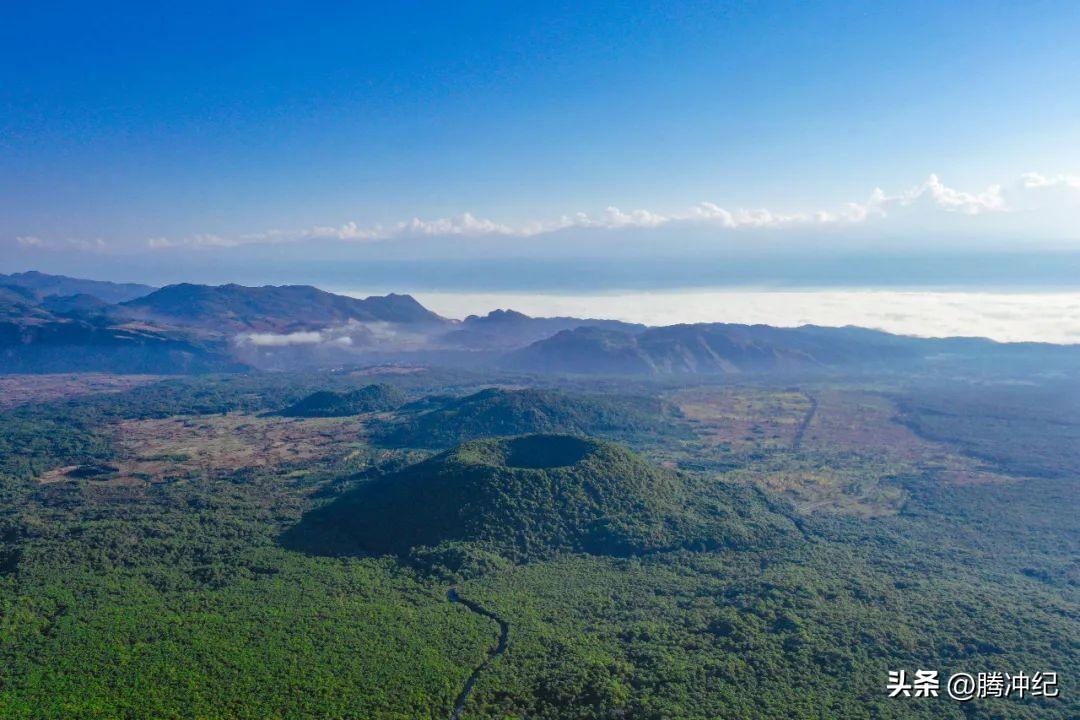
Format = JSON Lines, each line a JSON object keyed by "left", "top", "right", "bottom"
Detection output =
{"left": 447, "top": 588, "right": 509, "bottom": 720}
{"left": 792, "top": 393, "right": 818, "bottom": 451}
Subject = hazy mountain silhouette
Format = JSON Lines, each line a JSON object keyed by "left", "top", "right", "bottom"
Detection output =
{"left": 2, "top": 271, "right": 1077, "bottom": 376}
{"left": 118, "top": 283, "right": 448, "bottom": 332}
{"left": 0, "top": 271, "right": 155, "bottom": 304}
{"left": 441, "top": 309, "right": 646, "bottom": 350}
{"left": 502, "top": 323, "right": 935, "bottom": 375}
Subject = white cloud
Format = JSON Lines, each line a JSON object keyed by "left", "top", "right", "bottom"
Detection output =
{"left": 589, "top": 206, "right": 671, "bottom": 229}
{"left": 301, "top": 222, "right": 383, "bottom": 242}
{"left": 146, "top": 233, "right": 237, "bottom": 249}
{"left": 17, "top": 235, "right": 107, "bottom": 252}
{"left": 235, "top": 321, "right": 431, "bottom": 352}
{"left": 81, "top": 238, "right": 108, "bottom": 251}
{"left": 400, "top": 212, "right": 515, "bottom": 236}
{"left": 869, "top": 173, "right": 1007, "bottom": 215}
{"left": 416, "top": 289, "right": 1080, "bottom": 344}
{"left": 1019, "top": 172, "right": 1080, "bottom": 192}
{"left": 18, "top": 170, "right": 1080, "bottom": 253}
{"left": 152, "top": 171, "right": 1075, "bottom": 248}
{"left": 238, "top": 330, "right": 325, "bottom": 346}
{"left": 693, "top": 202, "right": 853, "bottom": 228}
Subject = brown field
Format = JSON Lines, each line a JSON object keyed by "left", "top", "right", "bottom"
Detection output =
{"left": 674, "top": 386, "right": 810, "bottom": 452}
{"left": 0, "top": 373, "right": 166, "bottom": 410}
{"left": 40, "top": 412, "right": 373, "bottom": 486}
{"left": 673, "top": 385, "right": 1014, "bottom": 517}
{"left": 800, "top": 389, "right": 1014, "bottom": 485}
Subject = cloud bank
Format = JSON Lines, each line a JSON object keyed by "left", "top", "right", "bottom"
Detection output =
{"left": 166, "top": 171, "right": 1079, "bottom": 249}
{"left": 9, "top": 171, "right": 1080, "bottom": 253}
{"left": 17, "top": 235, "right": 109, "bottom": 252}
{"left": 413, "top": 289, "right": 1080, "bottom": 344}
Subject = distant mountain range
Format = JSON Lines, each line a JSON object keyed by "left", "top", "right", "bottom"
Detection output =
{"left": 115, "top": 283, "right": 447, "bottom": 332}
{"left": 0, "top": 270, "right": 155, "bottom": 304}
{"left": 442, "top": 309, "right": 646, "bottom": 350}
{"left": 501, "top": 323, "right": 927, "bottom": 375}
{"left": 0, "top": 270, "right": 1076, "bottom": 375}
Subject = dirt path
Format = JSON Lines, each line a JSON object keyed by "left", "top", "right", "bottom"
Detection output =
{"left": 447, "top": 588, "right": 509, "bottom": 720}
{"left": 792, "top": 393, "right": 819, "bottom": 450}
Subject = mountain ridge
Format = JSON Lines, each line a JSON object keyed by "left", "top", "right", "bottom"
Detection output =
{"left": 118, "top": 283, "right": 448, "bottom": 332}
{"left": 441, "top": 309, "right": 647, "bottom": 350}
{"left": 1, "top": 270, "right": 1078, "bottom": 375}
{"left": 499, "top": 322, "right": 1025, "bottom": 375}
{"left": 0, "top": 271, "right": 155, "bottom": 304}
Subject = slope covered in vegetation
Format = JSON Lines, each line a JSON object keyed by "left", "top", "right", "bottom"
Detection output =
{"left": 287, "top": 434, "right": 790, "bottom": 562}
{"left": 375, "top": 387, "right": 685, "bottom": 447}
{"left": 279, "top": 384, "right": 406, "bottom": 417}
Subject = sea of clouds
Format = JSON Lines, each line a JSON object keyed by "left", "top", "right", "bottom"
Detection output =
{"left": 407, "top": 289, "right": 1080, "bottom": 345}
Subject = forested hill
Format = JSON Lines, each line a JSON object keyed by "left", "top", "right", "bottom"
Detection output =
{"left": 373, "top": 388, "right": 687, "bottom": 447}
{"left": 279, "top": 384, "right": 406, "bottom": 417}
{"left": 284, "top": 434, "right": 795, "bottom": 562}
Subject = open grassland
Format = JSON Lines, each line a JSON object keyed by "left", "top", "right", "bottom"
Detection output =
{"left": 674, "top": 387, "right": 809, "bottom": 452}
{"left": 0, "top": 373, "right": 166, "bottom": 410}
{"left": 38, "top": 413, "right": 376, "bottom": 488}
{"left": 672, "top": 386, "right": 1019, "bottom": 518}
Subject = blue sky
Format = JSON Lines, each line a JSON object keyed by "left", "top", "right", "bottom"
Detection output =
{"left": 3, "top": 1, "right": 1080, "bottom": 286}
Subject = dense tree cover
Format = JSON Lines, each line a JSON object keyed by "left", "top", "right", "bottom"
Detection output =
{"left": 374, "top": 387, "right": 687, "bottom": 448}
{"left": 278, "top": 384, "right": 407, "bottom": 417}
{"left": 286, "top": 435, "right": 796, "bottom": 563}
{"left": 0, "top": 398, "right": 486, "bottom": 718}
{"left": 1, "top": 558, "right": 493, "bottom": 719}
{"left": 0, "top": 372, "right": 1075, "bottom": 718}
{"left": 0, "top": 406, "right": 112, "bottom": 483}
{"left": 456, "top": 543, "right": 1076, "bottom": 720}
{"left": 894, "top": 380, "right": 1080, "bottom": 479}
